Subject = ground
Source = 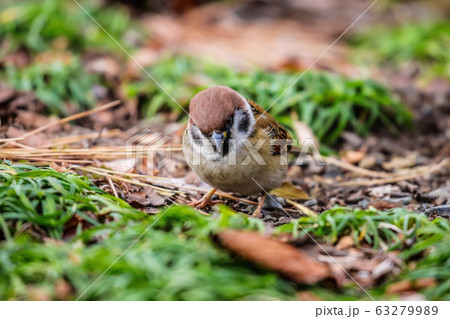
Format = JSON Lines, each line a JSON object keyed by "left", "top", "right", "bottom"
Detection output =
{"left": 0, "top": 0, "right": 449, "bottom": 301}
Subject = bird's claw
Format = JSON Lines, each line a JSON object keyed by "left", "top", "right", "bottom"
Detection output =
{"left": 189, "top": 198, "right": 221, "bottom": 209}
{"left": 251, "top": 207, "right": 262, "bottom": 218}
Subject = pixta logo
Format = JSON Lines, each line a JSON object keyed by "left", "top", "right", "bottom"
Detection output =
{"left": 126, "top": 129, "right": 172, "bottom": 174}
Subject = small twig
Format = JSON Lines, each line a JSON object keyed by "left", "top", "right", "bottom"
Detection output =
{"left": 338, "top": 158, "right": 449, "bottom": 187}
{"left": 323, "top": 156, "right": 388, "bottom": 178}
{"left": 91, "top": 167, "right": 169, "bottom": 181}
{"left": 22, "top": 157, "right": 93, "bottom": 164}
{"left": 0, "top": 141, "right": 35, "bottom": 150}
{"left": 286, "top": 199, "right": 317, "bottom": 217}
{"left": 77, "top": 166, "right": 259, "bottom": 206}
{"left": 76, "top": 166, "right": 176, "bottom": 195}
{"left": 38, "top": 129, "right": 123, "bottom": 149}
{"left": 0, "top": 100, "right": 121, "bottom": 143}
{"left": 107, "top": 177, "right": 119, "bottom": 198}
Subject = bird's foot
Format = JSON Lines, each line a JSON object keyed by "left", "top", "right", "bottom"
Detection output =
{"left": 251, "top": 207, "right": 262, "bottom": 218}
{"left": 251, "top": 192, "right": 268, "bottom": 218}
{"left": 189, "top": 188, "right": 219, "bottom": 209}
{"left": 189, "top": 198, "right": 221, "bottom": 209}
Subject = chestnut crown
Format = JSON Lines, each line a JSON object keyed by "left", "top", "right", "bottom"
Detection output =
{"left": 189, "top": 86, "right": 246, "bottom": 134}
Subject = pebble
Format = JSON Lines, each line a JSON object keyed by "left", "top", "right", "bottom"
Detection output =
{"left": 391, "top": 192, "right": 412, "bottom": 198}
{"left": 304, "top": 198, "right": 318, "bottom": 207}
{"left": 262, "top": 196, "right": 285, "bottom": 211}
{"left": 428, "top": 186, "right": 450, "bottom": 199}
{"left": 436, "top": 197, "right": 447, "bottom": 206}
{"left": 359, "top": 156, "right": 377, "bottom": 169}
{"left": 324, "top": 164, "right": 341, "bottom": 178}
{"left": 398, "top": 181, "right": 419, "bottom": 193}
{"left": 369, "top": 185, "right": 401, "bottom": 198}
{"left": 262, "top": 215, "right": 277, "bottom": 222}
{"left": 416, "top": 194, "right": 437, "bottom": 203}
{"left": 425, "top": 205, "right": 450, "bottom": 218}
{"left": 359, "top": 199, "right": 370, "bottom": 209}
{"left": 387, "top": 197, "right": 412, "bottom": 205}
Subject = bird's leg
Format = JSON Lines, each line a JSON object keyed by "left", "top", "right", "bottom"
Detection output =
{"left": 252, "top": 192, "right": 268, "bottom": 218}
{"left": 189, "top": 188, "right": 220, "bottom": 209}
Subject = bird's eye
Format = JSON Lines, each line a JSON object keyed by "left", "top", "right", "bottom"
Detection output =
{"left": 226, "top": 116, "right": 233, "bottom": 127}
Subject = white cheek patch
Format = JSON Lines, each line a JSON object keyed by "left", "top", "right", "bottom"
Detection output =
{"left": 188, "top": 124, "right": 204, "bottom": 146}
{"left": 188, "top": 124, "right": 222, "bottom": 162}
{"left": 242, "top": 97, "right": 256, "bottom": 133}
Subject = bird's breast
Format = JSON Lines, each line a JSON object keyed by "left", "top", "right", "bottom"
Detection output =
{"left": 183, "top": 130, "right": 287, "bottom": 195}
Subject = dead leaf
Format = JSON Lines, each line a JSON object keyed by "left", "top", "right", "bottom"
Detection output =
{"left": 292, "top": 116, "right": 319, "bottom": 148}
{"left": 85, "top": 55, "right": 122, "bottom": 80}
{"left": 341, "top": 150, "right": 366, "bottom": 164}
{"left": 35, "top": 50, "right": 74, "bottom": 66}
{"left": 369, "top": 200, "right": 402, "bottom": 211}
{"left": 297, "top": 291, "right": 322, "bottom": 301}
{"left": 369, "top": 185, "right": 401, "bottom": 198}
{"left": 286, "top": 199, "right": 317, "bottom": 217}
{"left": 270, "top": 181, "right": 309, "bottom": 200}
{"left": 127, "top": 187, "right": 167, "bottom": 208}
{"left": 382, "top": 154, "right": 417, "bottom": 171}
{"left": 0, "top": 85, "right": 15, "bottom": 104}
{"left": 55, "top": 279, "right": 72, "bottom": 300}
{"left": 6, "top": 125, "right": 47, "bottom": 147}
{"left": 358, "top": 155, "right": 377, "bottom": 169}
{"left": 335, "top": 235, "right": 354, "bottom": 250}
{"left": 387, "top": 278, "right": 437, "bottom": 295}
{"left": 27, "top": 286, "right": 50, "bottom": 301}
{"left": 216, "top": 229, "right": 330, "bottom": 284}
{"left": 16, "top": 110, "right": 60, "bottom": 132}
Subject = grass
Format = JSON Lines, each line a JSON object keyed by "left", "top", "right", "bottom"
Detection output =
{"left": 275, "top": 207, "right": 447, "bottom": 252}
{"left": 2, "top": 59, "right": 97, "bottom": 115}
{"left": 349, "top": 21, "right": 450, "bottom": 82}
{"left": 0, "top": 0, "right": 136, "bottom": 56}
{"left": 276, "top": 207, "right": 450, "bottom": 300}
{"left": 0, "top": 0, "right": 446, "bottom": 302}
{"left": 0, "top": 162, "right": 142, "bottom": 240}
{"left": 0, "top": 0, "right": 412, "bottom": 142}
{"left": 0, "top": 0, "right": 138, "bottom": 116}
{"left": 127, "top": 55, "right": 412, "bottom": 145}
{"left": 3, "top": 52, "right": 412, "bottom": 141}
{"left": 0, "top": 206, "right": 298, "bottom": 301}
{"left": 0, "top": 162, "right": 449, "bottom": 300}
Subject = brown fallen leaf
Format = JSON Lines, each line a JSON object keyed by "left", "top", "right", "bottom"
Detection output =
{"left": 341, "top": 150, "right": 366, "bottom": 164}
{"left": 291, "top": 115, "right": 319, "bottom": 148}
{"left": 297, "top": 290, "right": 322, "bottom": 301}
{"left": 382, "top": 154, "right": 417, "bottom": 171}
{"left": 335, "top": 235, "right": 354, "bottom": 250}
{"left": 369, "top": 185, "right": 401, "bottom": 198}
{"left": 0, "top": 85, "right": 15, "bottom": 104}
{"left": 16, "top": 110, "right": 60, "bottom": 132}
{"left": 270, "top": 181, "right": 309, "bottom": 200}
{"left": 369, "top": 200, "right": 402, "bottom": 211}
{"left": 387, "top": 278, "right": 437, "bottom": 295}
{"left": 127, "top": 187, "right": 167, "bottom": 208}
{"left": 216, "top": 229, "right": 330, "bottom": 284}
{"left": 6, "top": 125, "right": 48, "bottom": 147}
{"left": 55, "top": 279, "right": 72, "bottom": 300}
{"left": 27, "top": 286, "right": 51, "bottom": 301}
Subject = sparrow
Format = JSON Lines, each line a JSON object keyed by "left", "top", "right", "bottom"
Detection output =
{"left": 182, "top": 86, "right": 291, "bottom": 218}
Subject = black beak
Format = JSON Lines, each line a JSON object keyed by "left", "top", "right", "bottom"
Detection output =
{"left": 211, "top": 130, "right": 226, "bottom": 151}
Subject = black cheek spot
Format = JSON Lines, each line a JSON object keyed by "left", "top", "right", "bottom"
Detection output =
{"left": 238, "top": 113, "right": 250, "bottom": 133}
{"left": 222, "top": 138, "right": 230, "bottom": 157}
{"left": 190, "top": 127, "right": 203, "bottom": 145}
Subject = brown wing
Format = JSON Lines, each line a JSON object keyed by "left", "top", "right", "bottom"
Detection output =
{"left": 246, "top": 98, "right": 292, "bottom": 156}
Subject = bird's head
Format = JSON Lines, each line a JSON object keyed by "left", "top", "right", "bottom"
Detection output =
{"left": 188, "top": 86, "right": 255, "bottom": 155}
